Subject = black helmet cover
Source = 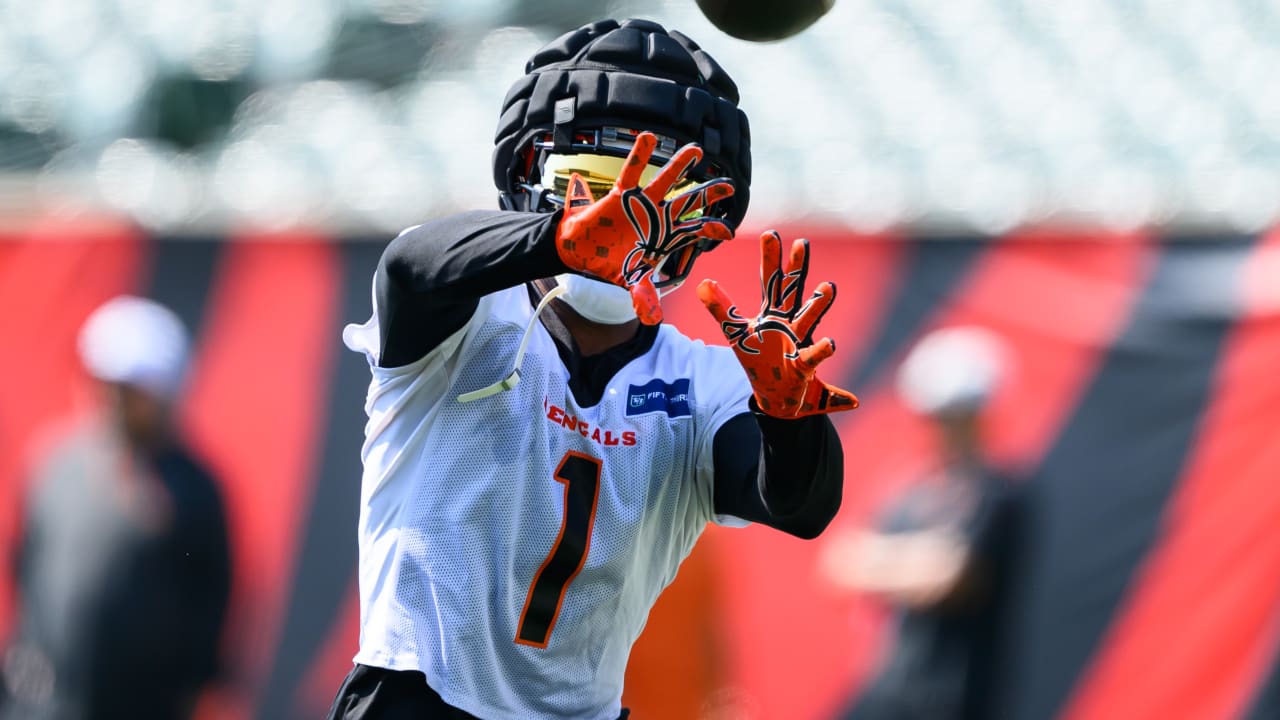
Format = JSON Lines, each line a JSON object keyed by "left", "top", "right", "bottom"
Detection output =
{"left": 493, "top": 18, "right": 752, "bottom": 230}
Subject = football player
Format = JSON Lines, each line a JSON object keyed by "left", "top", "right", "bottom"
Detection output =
{"left": 329, "top": 18, "right": 859, "bottom": 720}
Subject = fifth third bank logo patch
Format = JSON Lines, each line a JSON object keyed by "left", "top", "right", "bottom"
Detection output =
{"left": 625, "top": 378, "right": 692, "bottom": 418}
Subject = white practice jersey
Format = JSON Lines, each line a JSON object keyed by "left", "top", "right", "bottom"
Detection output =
{"left": 342, "top": 282, "right": 752, "bottom": 720}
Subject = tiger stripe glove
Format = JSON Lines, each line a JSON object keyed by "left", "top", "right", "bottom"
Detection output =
{"left": 555, "top": 131, "right": 736, "bottom": 325}
{"left": 697, "top": 230, "right": 860, "bottom": 418}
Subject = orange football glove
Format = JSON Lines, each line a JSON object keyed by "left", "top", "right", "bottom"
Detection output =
{"left": 555, "top": 131, "right": 736, "bottom": 325}
{"left": 698, "top": 230, "right": 860, "bottom": 418}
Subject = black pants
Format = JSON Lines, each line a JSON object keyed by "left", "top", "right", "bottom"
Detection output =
{"left": 327, "top": 665, "right": 630, "bottom": 719}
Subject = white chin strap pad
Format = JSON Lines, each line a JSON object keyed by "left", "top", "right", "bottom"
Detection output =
{"left": 555, "top": 273, "right": 638, "bottom": 325}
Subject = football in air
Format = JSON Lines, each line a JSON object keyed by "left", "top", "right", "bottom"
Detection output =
{"left": 695, "top": 0, "right": 836, "bottom": 42}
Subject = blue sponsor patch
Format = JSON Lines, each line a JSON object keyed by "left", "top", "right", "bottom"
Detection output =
{"left": 625, "top": 378, "right": 692, "bottom": 418}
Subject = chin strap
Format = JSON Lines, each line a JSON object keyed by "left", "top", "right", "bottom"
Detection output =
{"left": 499, "top": 185, "right": 561, "bottom": 214}
{"left": 457, "top": 285, "right": 566, "bottom": 403}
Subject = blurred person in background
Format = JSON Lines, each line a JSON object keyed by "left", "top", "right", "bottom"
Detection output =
{"left": 821, "top": 327, "right": 1025, "bottom": 720}
{"left": 2, "top": 296, "right": 231, "bottom": 720}
{"left": 330, "top": 17, "right": 859, "bottom": 720}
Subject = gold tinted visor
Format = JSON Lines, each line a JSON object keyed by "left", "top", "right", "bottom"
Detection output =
{"left": 541, "top": 153, "right": 701, "bottom": 203}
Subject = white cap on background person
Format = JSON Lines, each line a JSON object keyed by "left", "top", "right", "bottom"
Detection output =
{"left": 77, "top": 295, "right": 190, "bottom": 401}
{"left": 897, "top": 326, "right": 1007, "bottom": 416}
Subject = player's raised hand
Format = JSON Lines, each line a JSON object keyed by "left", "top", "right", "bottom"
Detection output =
{"left": 555, "top": 131, "right": 736, "bottom": 325}
{"left": 697, "top": 230, "right": 860, "bottom": 418}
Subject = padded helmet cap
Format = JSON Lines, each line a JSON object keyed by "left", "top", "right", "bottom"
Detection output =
{"left": 493, "top": 18, "right": 752, "bottom": 229}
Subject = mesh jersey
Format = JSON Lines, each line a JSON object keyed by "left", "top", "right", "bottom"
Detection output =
{"left": 342, "top": 282, "right": 752, "bottom": 720}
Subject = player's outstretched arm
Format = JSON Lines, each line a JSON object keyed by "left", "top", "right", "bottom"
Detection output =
{"left": 375, "top": 210, "right": 569, "bottom": 368}
{"left": 700, "top": 230, "right": 860, "bottom": 538}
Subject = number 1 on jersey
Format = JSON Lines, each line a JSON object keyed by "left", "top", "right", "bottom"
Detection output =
{"left": 515, "top": 451, "right": 602, "bottom": 648}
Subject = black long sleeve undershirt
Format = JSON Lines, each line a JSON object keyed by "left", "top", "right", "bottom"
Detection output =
{"left": 376, "top": 209, "right": 568, "bottom": 368}
{"left": 375, "top": 209, "right": 843, "bottom": 538}
{"left": 712, "top": 404, "right": 844, "bottom": 539}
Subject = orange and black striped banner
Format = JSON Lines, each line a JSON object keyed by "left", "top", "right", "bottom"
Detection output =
{"left": 2, "top": 220, "right": 1278, "bottom": 720}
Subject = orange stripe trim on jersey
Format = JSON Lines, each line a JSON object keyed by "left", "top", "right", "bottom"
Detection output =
{"left": 515, "top": 451, "right": 603, "bottom": 649}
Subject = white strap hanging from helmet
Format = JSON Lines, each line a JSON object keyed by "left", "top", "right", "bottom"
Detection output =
{"left": 456, "top": 285, "right": 567, "bottom": 403}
